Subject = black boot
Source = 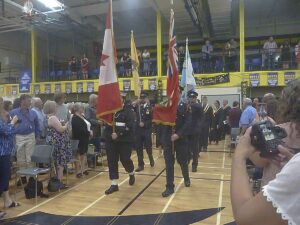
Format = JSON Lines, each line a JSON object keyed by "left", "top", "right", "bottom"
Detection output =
{"left": 149, "top": 155, "right": 155, "bottom": 167}
{"left": 162, "top": 188, "right": 174, "bottom": 197}
{"left": 192, "top": 165, "right": 197, "bottom": 172}
{"left": 105, "top": 185, "right": 119, "bottom": 195}
{"left": 184, "top": 178, "right": 191, "bottom": 187}
{"left": 129, "top": 174, "right": 135, "bottom": 186}
{"left": 135, "top": 166, "right": 144, "bottom": 172}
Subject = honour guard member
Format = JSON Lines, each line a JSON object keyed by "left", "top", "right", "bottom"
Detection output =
{"left": 187, "top": 91, "right": 203, "bottom": 172}
{"left": 199, "top": 96, "right": 213, "bottom": 152}
{"left": 103, "top": 93, "right": 136, "bottom": 195}
{"left": 135, "top": 92, "right": 154, "bottom": 172}
{"left": 161, "top": 102, "right": 192, "bottom": 197}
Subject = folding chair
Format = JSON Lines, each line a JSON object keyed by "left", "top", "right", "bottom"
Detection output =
{"left": 16, "top": 145, "right": 54, "bottom": 205}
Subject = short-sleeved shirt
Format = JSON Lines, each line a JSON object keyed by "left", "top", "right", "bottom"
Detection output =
{"left": 262, "top": 153, "right": 300, "bottom": 225}
{"left": 239, "top": 105, "right": 257, "bottom": 128}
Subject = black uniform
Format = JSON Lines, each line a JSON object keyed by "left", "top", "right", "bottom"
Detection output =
{"left": 135, "top": 102, "right": 154, "bottom": 169}
{"left": 210, "top": 108, "right": 223, "bottom": 144}
{"left": 161, "top": 102, "right": 192, "bottom": 197}
{"left": 199, "top": 103, "right": 213, "bottom": 151}
{"left": 104, "top": 105, "right": 135, "bottom": 181}
{"left": 187, "top": 102, "right": 203, "bottom": 171}
{"left": 222, "top": 105, "right": 232, "bottom": 138}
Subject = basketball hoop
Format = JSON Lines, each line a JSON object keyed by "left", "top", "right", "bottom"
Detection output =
{"left": 23, "top": 0, "right": 33, "bottom": 17}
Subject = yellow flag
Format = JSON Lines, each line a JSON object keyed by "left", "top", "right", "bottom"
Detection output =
{"left": 131, "top": 31, "right": 140, "bottom": 98}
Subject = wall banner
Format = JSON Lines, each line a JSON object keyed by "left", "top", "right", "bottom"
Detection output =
{"left": 284, "top": 72, "right": 296, "bottom": 85}
{"left": 267, "top": 72, "right": 278, "bottom": 87}
{"left": 249, "top": 73, "right": 260, "bottom": 87}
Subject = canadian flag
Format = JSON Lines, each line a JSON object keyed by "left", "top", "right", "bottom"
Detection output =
{"left": 97, "top": 0, "right": 122, "bottom": 124}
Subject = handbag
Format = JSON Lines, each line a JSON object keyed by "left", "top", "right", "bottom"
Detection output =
{"left": 24, "top": 177, "right": 48, "bottom": 199}
{"left": 47, "top": 177, "right": 61, "bottom": 192}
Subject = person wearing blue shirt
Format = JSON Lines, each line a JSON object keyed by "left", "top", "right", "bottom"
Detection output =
{"left": 0, "top": 97, "right": 20, "bottom": 218}
{"left": 239, "top": 98, "right": 257, "bottom": 135}
{"left": 10, "top": 94, "right": 40, "bottom": 184}
{"left": 32, "top": 97, "right": 46, "bottom": 142}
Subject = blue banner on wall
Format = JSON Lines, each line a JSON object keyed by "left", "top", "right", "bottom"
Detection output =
{"left": 19, "top": 71, "right": 31, "bottom": 93}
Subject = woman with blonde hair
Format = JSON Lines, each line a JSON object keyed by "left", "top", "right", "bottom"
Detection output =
{"left": 43, "top": 100, "right": 72, "bottom": 189}
{"left": 0, "top": 97, "right": 20, "bottom": 219}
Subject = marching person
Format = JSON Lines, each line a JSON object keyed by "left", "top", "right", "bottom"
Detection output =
{"left": 161, "top": 101, "right": 192, "bottom": 197}
{"left": 104, "top": 93, "right": 136, "bottom": 195}
{"left": 199, "top": 96, "right": 213, "bottom": 152}
{"left": 135, "top": 92, "right": 154, "bottom": 172}
{"left": 210, "top": 100, "right": 223, "bottom": 145}
{"left": 186, "top": 91, "right": 203, "bottom": 172}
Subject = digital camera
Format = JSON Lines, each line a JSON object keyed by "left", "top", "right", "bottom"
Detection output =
{"left": 250, "top": 120, "right": 287, "bottom": 158}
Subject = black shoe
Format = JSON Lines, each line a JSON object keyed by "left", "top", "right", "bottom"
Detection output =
{"left": 184, "top": 179, "right": 191, "bottom": 187}
{"left": 192, "top": 166, "right": 197, "bottom": 172}
{"left": 135, "top": 166, "right": 144, "bottom": 172}
{"left": 17, "top": 177, "right": 27, "bottom": 187}
{"left": 105, "top": 185, "right": 119, "bottom": 195}
{"left": 149, "top": 157, "right": 155, "bottom": 167}
{"left": 162, "top": 188, "right": 174, "bottom": 197}
{"left": 129, "top": 174, "right": 135, "bottom": 186}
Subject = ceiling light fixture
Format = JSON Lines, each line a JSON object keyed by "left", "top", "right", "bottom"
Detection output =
{"left": 36, "top": 0, "right": 64, "bottom": 9}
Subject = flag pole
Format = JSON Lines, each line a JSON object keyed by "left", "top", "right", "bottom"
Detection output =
{"left": 185, "top": 37, "right": 188, "bottom": 101}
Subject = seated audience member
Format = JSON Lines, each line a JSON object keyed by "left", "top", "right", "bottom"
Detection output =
{"left": 44, "top": 100, "right": 72, "bottom": 189}
{"left": 228, "top": 101, "right": 242, "bottom": 129}
{"left": 231, "top": 78, "right": 300, "bottom": 225}
{"left": 0, "top": 97, "right": 20, "bottom": 219}
{"left": 239, "top": 98, "right": 257, "bottom": 135}
{"left": 72, "top": 103, "right": 91, "bottom": 177}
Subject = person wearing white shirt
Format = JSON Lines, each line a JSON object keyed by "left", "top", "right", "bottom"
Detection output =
{"left": 263, "top": 36, "right": 278, "bottom": 70}
{"left": 201, "top": 40, "right": 213, "bottom": 72}
{"left": 231, "top": 78, "right": 300, "bottom": 225}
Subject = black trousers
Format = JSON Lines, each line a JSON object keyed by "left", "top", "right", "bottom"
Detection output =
{"left": 0, "top": 155, "right": 11, "bottom": 194}
{"left": 188, "top": 134, "right": 200, "bottom": 167}
{"left": 199, "top": 125, "right": 210, "bottom": 149}
{"left": 161, "top": 126, "right": 189, "bottom": 190}
{"left": 106, "top": 141, "right": 134, "bottom": 180}
{"left": 136, "top": 128, "right": 153, "bottom": 167}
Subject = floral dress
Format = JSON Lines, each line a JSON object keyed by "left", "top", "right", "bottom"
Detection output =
{"left": 46, "top": 126, "right": 72, "bottom": 167}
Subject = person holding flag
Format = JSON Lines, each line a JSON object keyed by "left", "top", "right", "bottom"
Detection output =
{"left": 180, "top": 38, "right": 203, "bottom": 172}
{"left": 153, "top": 9, "right": 191, "bottom": 197}
{"left": 97, "top": 0, "right": 135, "bottom": 195}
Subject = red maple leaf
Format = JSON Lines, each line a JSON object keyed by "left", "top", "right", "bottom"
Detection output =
{"left": 100, "top": 54, "right": 109, "bottom": 66}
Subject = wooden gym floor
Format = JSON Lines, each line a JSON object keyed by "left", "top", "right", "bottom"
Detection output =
{"left": 2, "top": 139, "right": 234, "bottom": 225}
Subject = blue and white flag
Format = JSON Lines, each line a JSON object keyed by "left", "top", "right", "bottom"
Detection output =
{"left": 180, "top": 38, "right": 196, "bottom": 101}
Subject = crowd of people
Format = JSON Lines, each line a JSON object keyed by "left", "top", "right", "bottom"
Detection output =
{"left": 1, "top": 78, "right": 300, "bottom": 224}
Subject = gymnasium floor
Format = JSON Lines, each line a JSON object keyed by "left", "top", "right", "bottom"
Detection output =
{"left": 2, "top": 139, "right": 234, "bottom": 225}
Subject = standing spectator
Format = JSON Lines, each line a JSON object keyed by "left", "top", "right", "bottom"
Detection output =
{"left": 3, "top": 100, "right": 12, "bottom": 112}
{"left": 178, "top": 46, "right": 185, "bottom": 74}
{"left": 0, "top": 97, "right": 20, "bottom": 217}
{"left": 222, "top": 99, "right": 231, "bottom": 138}
{"left": 209, "top": 100, "right": 223, "bottom": 145}
{"left": 81, "top": 54, "right": 89, "bottom": 80}
{"left": 239, "top": 98, "right": 257, "bottom": 135}
{"left": 263, "top": 36, "right": 278, "bottom": 70}
{"left": 228, "top": 101, "right": 242, "bottom": 129}
{"left": 69, "top": 56, "right": 77, "bottom": 80}
{"left": 44, "top": 100, "right": 71, "bottom": 188}
{"left": 280, "top": 40, "right": 291, "bottom": 69}
{"left": 3, "top": 100, "right": 12, "bottom": 122}
{"left": 295, "top": 40, "right": 300, "bottom": 70}
{"left": 252, "top": 97, "right": 260, "bottom": 111}
{"left": 10, "top": 94, "right": 40, "bottom": 185}
{"left": 201, "top": 40, "right": 213, "bottom": 73}
{"left": 224, "top": 39, "right": 238, "bottom": 71}
{"left": 54, "top": 93, "right": 70, "bottom": 124}
{"left": 142, "top": 49, "right": 151, "bottom": 76}
{"left": 72, "top": 103, "right": 91, "bottom": 177}
{"left": 121, "top": 52, "right": 131, "bottom": 77}
{"left": 85, "top": 94, "right": 102, "bottom": 166}
{"left": 31, "top": 97, "right": 46, "bottom": 143}
{"left": 12, "top": 98, "right": 20, "bottom": 109}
